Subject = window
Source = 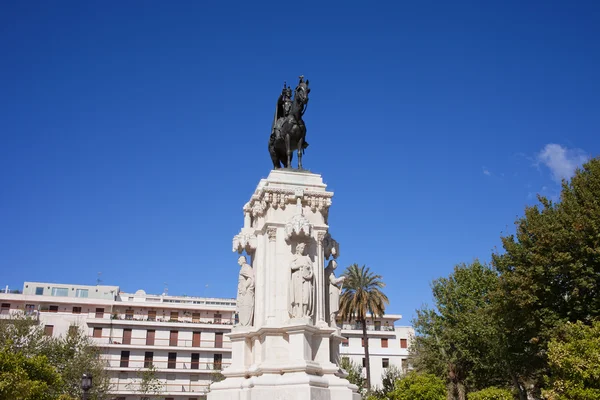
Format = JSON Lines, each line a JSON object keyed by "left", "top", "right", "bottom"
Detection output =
{"left": 51, "top": 287, "right": 68, "bottom": 297}
{"left": 170, "top": 311, "right": 178, "bottom": 321}
{"left": 168, "top": 352, "right": 177, "bottom": 369}
{"left": 146, "top": 330, "right": 155, "bottom": 346}
{"left": 362, "top": 358, "right": 366, "bottom": 368}
{"left": 215, "top": 332, "right": 223, "bottom": 348}
{"left": 144, "top": 352, "right": 154, "bottom": 368}
{"left": 125, "top": 309, "right": 134, "bottom": 320}
{"left": 170, "top": 330, "right": 179, "bottom": 346}
{"left": 214, "top": 313, "right": 222, "bottom": 323}
{"left": 75, "top": 289, "right": 88, "bottom": 298}
{"left": 25, "top": 304, "right": 35, "bottom": 315}
{"left": 72, "top": 306, "right": 82, "bottom": 314}
{"left": 213, "top": 354, "right": 223, "bottom": 370}
{"left": 147, "top": 310, "right": 156, "bottom": 321}
{"left": 400, "top": 338, "right": 408, "bottom": 349}
{"left": 342, "top": 339, "right": 349, "bottom": 347}
{"left": 374, "top": 321, "right": 381, "bottom": 331}
{"left": 191, "top": 353, "right": 200, "bottom": 369}
{"left": 0, "top": 303, "right": 9, "bottom": 314}
{"left": 382, "top": 358, "right": 390, "bottom": 368}
{"left": 35, "top": 287, "right": 44, "bottom": 295}
{"left": 192, "top": 312, "right": 200, "bottom": 323}
{"left": 120, "top": 351, "right": 130, "bottom": 367}
{"left": 192, "top": 332, "right": 201, "bottom": 347}
{"left": 95, "top": 308, "right": 104, "bottom": 318}
{"left": 93, "top": 327, "right": 102, "bottom": 338}
{"left": 49, "top": 305, "right": 59, "bottom": 313}
{"left": 381, "top": 338, "right": 388, "bottom": 348}
{"left": 44, "top": 325, "right": 54, "bottom": 336}
{"left": 123, "top": 329, "right": 132, "bottom": 345}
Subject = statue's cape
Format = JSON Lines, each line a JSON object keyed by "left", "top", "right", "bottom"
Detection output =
{"left": 271, "top": 94, "right": 285, "bottom": 132}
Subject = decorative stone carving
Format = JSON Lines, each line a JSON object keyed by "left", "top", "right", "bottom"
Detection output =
{"left": 323, "top": 233, "right": 340, "bottom": 260}
{"left": 284, "top": 213, "right": 312, "bottom": 242}
{"left": 236, "top": 255, "right": 255, "bottom": 327}
{"left": 266, "top": 227, "right": 277, "bottom": 242}
{"left": 232, "top": 232, "right": 257, "bottom": 254}
{"left": 288, "top": 242, "right": 314, "bottom": 319}
{"left": 246, "top": 187, "right": 333, "bottom": 219}
{"left": 324, "top": 259, "right": 345, "bottom": 328}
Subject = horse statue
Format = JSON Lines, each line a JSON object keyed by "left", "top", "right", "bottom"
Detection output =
{"left": 268, "top": 76, "right": 310, "bottom": 169}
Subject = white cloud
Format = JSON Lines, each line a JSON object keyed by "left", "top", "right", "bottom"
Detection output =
{"left": 536, "top": 144, "right": 588, "bottom": 183}
{"left": 482, "top": 168, "right": 491, "bottom": 176}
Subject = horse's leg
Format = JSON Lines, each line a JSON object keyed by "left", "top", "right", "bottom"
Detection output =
{"left": 268, "top": 140, "right": 280, "bottom": 169}
{"left": 297, "top": 136, "right": 304, "bottom": 170}
{"left": 285, "top": 133, "right": 292, "bottom": 168}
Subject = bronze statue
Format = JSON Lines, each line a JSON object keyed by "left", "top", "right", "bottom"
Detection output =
{"left": 268, "top": 76, "right": 310, "bottom": 169}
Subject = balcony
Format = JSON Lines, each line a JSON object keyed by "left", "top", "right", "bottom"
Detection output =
{"left": 110, "top": 381, "right": 210, "bottom": 396}
{"left": 339, "top": 323, "right": 395, "bottom": 332}
{"left": 104, "top": 358, "right": 230, "bottom": 372}
{"left": 88, "top": 315, "right": 234, "bottom": 330}
{"left": 91, "top": 335, "right": 232, "bottom": 350}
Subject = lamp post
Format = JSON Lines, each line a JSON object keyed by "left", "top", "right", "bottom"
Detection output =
{"left": 81, "top": 373, "right": 92, "bottom": 400}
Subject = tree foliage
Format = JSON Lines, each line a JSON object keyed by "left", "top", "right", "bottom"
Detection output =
{"left": 542, "top": 321, "right": 600, "bottom": 400}
{"left": 339, "top": 264, "right": 389, "bottom": 389}
{"left": 468, "top": 387, "right": 513, "bottom": 400}
{"left": 340, "top": 357, "right": 366, "bottom": 395}
{"left": 390, "top": 372, "right": 446, "bottom": 400}
{"left": 0, "top": 316, "right": 111, "bottom": 399}
{"left": 492, "top": 157, "right": 600, "bottom": 396}
{"left": 412, "top": 261, "right": 505, "bottom": 399}
{"left": 0, "top": 349, "right": 63, "bottom": 400}
{"left": 412, "top": 157, "right": 600, "bottom": 400}
{"left": 127, "top": 365, "right": 163, "bottom": 399}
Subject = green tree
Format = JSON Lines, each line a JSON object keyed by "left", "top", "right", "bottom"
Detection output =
{"left": 0, "top": 348, "right": 63, "bottom": 400}
{"left": 127, "top": 365, "right": 163, "bottom": 399}
{"left": 340, "top": 357, "right": 366, "bottom": 395}
{"left": 412, "top": 261, "right": 505, "bottom": 399}
{"left": 389, "top": 372, "right": 446, "bottom": 400}
{"left": 339, "top": 264, "right": 389, "bottom": 390}
{"left": 0, "top": 317, "right": 111, "bottom": 399}
{"left": 468, "top": 387, "right": 513, "bottom": 400}
{"left": 42, "top": 325, "right": 112, "bottom": 400}
{"left": 542, "top": 321, "right": 600, "bottom": 400}
{"left": 493, "top": 157, "right": 600, "bottom": 397}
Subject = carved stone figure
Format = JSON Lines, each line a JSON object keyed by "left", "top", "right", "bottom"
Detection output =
{"left": 324, "top": 259, "right": 345, "bottom": 327}
{"left": 268, "top": 76, "right": 310, "bottom": 170}
{"left": 236, "top": 255, "right": 255, "bottom": 326}
{"left": 288, "top": 242, "right": 314, "bottom": 319}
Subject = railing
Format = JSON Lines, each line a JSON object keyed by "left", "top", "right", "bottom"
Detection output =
{"left": 108, "top": 315, "right": 235, "bottom": 325}
{"left": 104, "top": 358, "right": 230, "bottom": 371}
{"left": 112, "top": 381, "right": 210, "bottom": 393}
{"left": 0, "top": 310, "right": 40, "bottom": 322}
{"left": 91, "top": 336, "right": 232, "bottom": 349}
{"left": 339, "top": 323, "right": 395, "bottom": 331}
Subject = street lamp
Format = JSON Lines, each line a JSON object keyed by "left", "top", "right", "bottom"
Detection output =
{"left": 81, "top": 373, "right": 92, "bottom": 400}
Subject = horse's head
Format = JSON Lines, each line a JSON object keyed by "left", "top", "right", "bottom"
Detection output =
{"left": 294, "top": 75, "right": 310, "bottom": 106}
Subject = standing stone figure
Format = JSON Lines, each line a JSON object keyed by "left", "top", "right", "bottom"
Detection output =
{"left": 288, "top": 242, "right": 314, "bottom": 319}
{"left": 236, "top": 255, "right": 255, "bottom": 326}
{"left": 324, "top": 259, "right": 346, "bottom": 327}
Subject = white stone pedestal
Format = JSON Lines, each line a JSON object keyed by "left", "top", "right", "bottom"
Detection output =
{"left": 209, "top": 169, "right": 360, "bottom": 400}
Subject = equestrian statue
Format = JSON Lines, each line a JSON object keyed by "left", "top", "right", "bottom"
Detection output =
{"left": 268, "top": 75, "right": 310, "bottom": 169}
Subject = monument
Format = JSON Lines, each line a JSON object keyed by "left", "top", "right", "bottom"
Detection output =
{"left": 208, "top": 77, "right": 360, "bottom": 400}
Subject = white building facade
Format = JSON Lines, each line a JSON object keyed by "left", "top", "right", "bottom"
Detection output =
{"left": 0, "top": 282, "right": 413, "bottom": 397}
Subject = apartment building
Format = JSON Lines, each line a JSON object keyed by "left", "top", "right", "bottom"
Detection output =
{"left": 339, "top": 315, "right": 413, "bottom": 389}
{"left": 2, "top": 282, "right": 235, "bottom": 400}
{"left": 0, "top": 282, "right": 413, "bottom": 396}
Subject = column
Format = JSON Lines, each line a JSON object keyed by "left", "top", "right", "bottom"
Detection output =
{"left": 315, "top": 231, "right": 327, "bottom": 326}
{"left": 266, "top": 227, "right": 277, "bottom": 325}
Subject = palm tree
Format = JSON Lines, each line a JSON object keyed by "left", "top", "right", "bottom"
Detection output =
{"left": 339, "top": 264, "right": 389, "bottom": 390}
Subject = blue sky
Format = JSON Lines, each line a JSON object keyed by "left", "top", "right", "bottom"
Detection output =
{"left": 1, "top": 1, "right": 599, "bottom": 322}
